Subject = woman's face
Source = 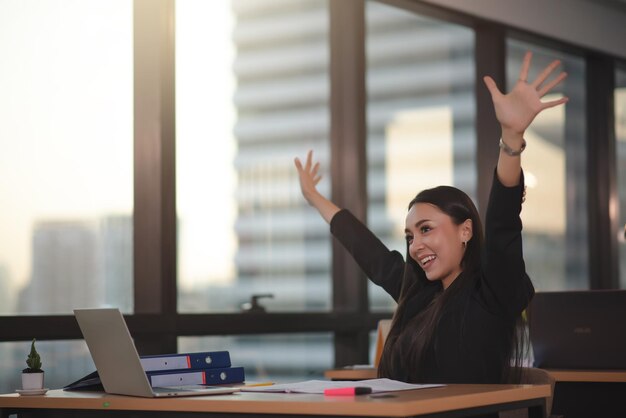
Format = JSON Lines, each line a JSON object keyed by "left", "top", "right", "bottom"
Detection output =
{"left": 405, "top": 202, "right": 472, "bottom": 289}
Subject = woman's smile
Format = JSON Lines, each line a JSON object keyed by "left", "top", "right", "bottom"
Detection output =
{"left": 419, "top": 254, "right": 437, "bottom": 268}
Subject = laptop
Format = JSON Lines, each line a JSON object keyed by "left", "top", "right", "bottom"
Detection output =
{"left": 528, "top": 290, "right": 626, "bottom": 369}
{"left": 74, "top": 308, "right": 239, "bottom": 397}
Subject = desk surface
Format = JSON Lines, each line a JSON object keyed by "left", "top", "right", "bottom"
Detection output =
{"left": 325, "top": 367, "right": 626, "bottom": 383}
{"left": 0, "top": 384, "right": 549, "bottom": 417}
{"left": 544, "top": 369, "right": 626, "bottom": 382}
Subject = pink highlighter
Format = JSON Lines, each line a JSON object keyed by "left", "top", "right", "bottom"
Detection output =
{"left": 324, "top": 387, "right": 373, "bottom": 396}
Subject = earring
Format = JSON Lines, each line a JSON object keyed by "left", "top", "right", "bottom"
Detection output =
{"left": 462, "top": 241, "right": 467, "bottom": 249}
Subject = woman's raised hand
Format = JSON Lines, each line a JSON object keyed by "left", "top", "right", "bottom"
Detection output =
{"left": 294, "top": 150, "right": 322, "bottom": 204}
{"left": 483, "top": 51, "right": 568, "bottom": 137}
{"left": 294, "top": 150, "right": 340, "bottom": 224}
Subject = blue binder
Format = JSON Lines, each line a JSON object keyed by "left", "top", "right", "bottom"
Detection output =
{"left": 146, "top": 366, "right": 245, "bottom": 387}
{"left": 139, "top": 351, "right": 231, "bottom": 372}
{"left": 64, "top": 351, "right": 235, "bottom": 391}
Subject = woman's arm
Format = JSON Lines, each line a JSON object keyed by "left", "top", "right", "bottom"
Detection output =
{"left": 483, "top": 170, "right": 534, "bottom": 316}
{"left": 294, "top": 150, "right": 340, "bottom": 224}
{"left": 480, "top": 52, "right": 567, "bottom": 315}
{"left": 294, "top": 150, "right": 405, "bottom": 300}
{"left": 483, "top": 51, "right": 568, "bottom": 186}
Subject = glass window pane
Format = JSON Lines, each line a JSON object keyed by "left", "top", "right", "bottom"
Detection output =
{"left": 366, "top": 1, "right": 476, "bottom": 310}
{"left": 0, "top": 340, "right": 94, "bottom": 394}
{"left": 176, "top": 0, "right": 331, "bottom": 313}
{"left": 616, "top": 68, "right": 626, "bottom": 288}
{"left": 0, "top": 1, "right": 133, "bottom": 315}
{"left": 507, "top": 40, "right": 588, "bottom": 290}
{"left": 179, "top": 333, "right": 332, "bottom": 382}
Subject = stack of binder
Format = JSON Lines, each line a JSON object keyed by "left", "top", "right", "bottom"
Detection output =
{"left": 64, "top": 351, "right": 245, "bottom": 390}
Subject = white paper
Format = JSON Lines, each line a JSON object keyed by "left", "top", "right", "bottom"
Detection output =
{"left": 240, "top": 378, "right": 443, "bottom": 394}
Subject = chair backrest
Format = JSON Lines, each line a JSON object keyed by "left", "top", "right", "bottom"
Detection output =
{"left": 501, "top": 367, "right": 555, "bottom": 418}
{"left": 373, "top": 319, "right": 392, "bottom": 368}
{"left": 520, "top": 367, "right": 555, "bottom": 416}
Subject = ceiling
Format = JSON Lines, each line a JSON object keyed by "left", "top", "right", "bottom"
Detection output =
{"left": 589, "top": 0, "right": 626, "bottom": 13}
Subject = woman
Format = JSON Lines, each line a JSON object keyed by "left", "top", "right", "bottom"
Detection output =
{"left": 294, "top": 52, "right": 568, "bottom": 384}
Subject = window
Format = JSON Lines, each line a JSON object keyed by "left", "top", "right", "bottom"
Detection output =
{"left": 365, "top": 1, "right": 476, "bottom": 310}
{"left": 176, "top": 0, "right": 331, "bottom": 313}
{"left": 616, "top": 67, "right": 626, "bottom": 288}
{"left": 506, "top": 40, "right": 588, "bottom": 291}
{"left": 0, "top": 0, "right": 133, "bottom": 316}
{"left": 0, "top": 0, "right": 622, "bottom": 396}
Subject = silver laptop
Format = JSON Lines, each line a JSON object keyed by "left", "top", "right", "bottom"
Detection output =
{"left": 74, "top": 308, "right": 239, "bottom": 397}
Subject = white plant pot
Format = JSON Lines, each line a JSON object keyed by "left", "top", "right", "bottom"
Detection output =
{"left": 22, "top": 372, "right": 44, "bottom": 390}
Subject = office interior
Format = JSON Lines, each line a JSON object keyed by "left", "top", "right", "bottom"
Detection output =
{"left": 0, "top": 0, "right": 625, "bottom": 395}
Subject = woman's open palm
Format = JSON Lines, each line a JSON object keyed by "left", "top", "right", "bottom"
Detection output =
{"left": 483, "top": 51, "right": 568, "bottom": 135}
{"left": 294, "top": 150, "right": 322, "bottom": 204}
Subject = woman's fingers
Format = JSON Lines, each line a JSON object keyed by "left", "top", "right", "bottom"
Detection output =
{"left": 311, "top": 162, "right": 320, "bottom": 177}
{"left": 541, "top": 96, "right": 569, "bottom": 110}
{"left": 482, "top": 76, "right": 502, "bottom": 99}
{"left": 304, "top": 150, "right": 313, "bottom": 171}
{"left": 518, "top": 51, "right": 532, "bottom": 82}
{"left": 531, "top": 59, "right": 561, "bottom": 89}
{"left": 537, "top": 71, "right": 568, "bottom": 97}
{"left": 295, "top": 152, "right": 321, "bottom": 179}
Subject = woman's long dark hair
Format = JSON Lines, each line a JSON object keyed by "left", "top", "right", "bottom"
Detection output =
{"left": 377, "top": 185, "right": 526, "bottom": 383}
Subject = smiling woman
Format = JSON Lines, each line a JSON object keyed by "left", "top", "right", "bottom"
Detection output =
{"left": 294, "top": 51, "right": 568, "bottom": 387}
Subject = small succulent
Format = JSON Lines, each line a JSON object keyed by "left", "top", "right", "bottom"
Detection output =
{"left": 23, "top": 339, "right": 43, "bottom": 373}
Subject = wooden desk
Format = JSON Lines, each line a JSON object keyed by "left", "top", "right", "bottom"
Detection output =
{"left": 326, "top": 367, "right": 626, "bottom": 383}
{"left": 0, "top": 384, "right": 550, "bottom": 418}
{"left": 544, "top": 369, "right": 626, "bottom": 383}
{"left": 325, "top": 367, "right": 626, "bottom": 417}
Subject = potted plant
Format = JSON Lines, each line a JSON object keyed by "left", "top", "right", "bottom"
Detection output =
{"left": 21, "top": 339, "right": 44, "bottom": 390}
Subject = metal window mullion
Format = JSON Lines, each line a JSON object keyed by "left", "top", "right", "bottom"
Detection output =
{"left": 475, "top": 24, "right": 506, "bottom": 218}
{"left": 133, "top": 0, "right": 177, "bottom": 354}
{"left": 329, "top": 0, "right": 369, "bottom": 367}
{"left": 586, "top": 54, "right": 619, "bottom": 289}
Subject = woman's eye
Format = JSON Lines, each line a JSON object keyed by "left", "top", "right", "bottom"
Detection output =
{"left": 420, "top": 226, "right": 431, "bottom": 234}
{"left": 405, "top": 236, "right": 413, "bottom": 244}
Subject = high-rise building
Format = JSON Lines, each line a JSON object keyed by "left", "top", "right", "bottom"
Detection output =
{"left": 99, "top": 215, "right": 133, "bottom": 312}
{"left": 0, "top": 263, "right": 11, "bottom": 314}
{"left": 231, "top": 0, "right": 332, "bottom": 312}
{"left": 17, "top": 220, "right": 101, "bottom": 314}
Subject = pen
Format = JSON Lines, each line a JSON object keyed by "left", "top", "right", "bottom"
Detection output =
{"left": 324, "top": 387, "right": 372, "bottom": 396}
{"left": 244, "top": 382, "right": 275, "bottom": 387}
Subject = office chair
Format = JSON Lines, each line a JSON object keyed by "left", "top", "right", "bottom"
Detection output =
{"left": 374, "top": 319, "right": 392, "bottom": 368}
{"left": 373, "top": 324, "right": 560, "bottom": 417}
{"left": 500, "top": 367, "right": 559, "bottom": 418}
